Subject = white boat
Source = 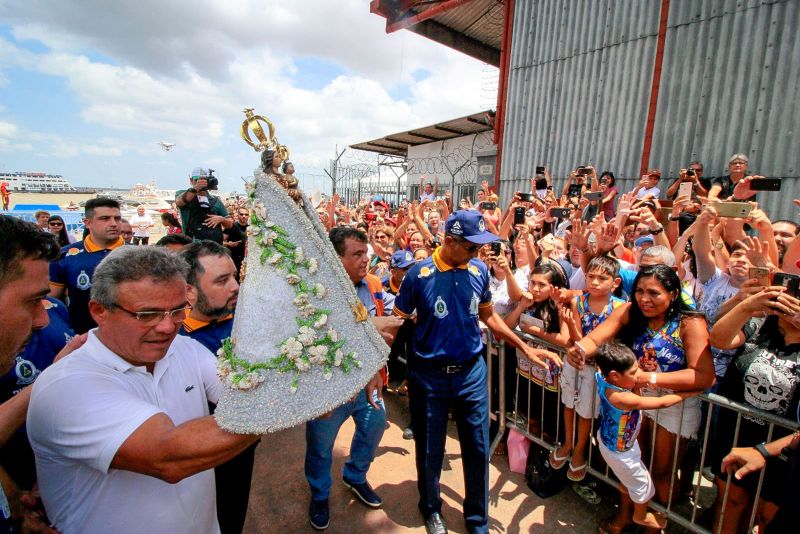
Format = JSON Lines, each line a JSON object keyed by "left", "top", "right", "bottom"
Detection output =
{"left": 0, "top": 171, "right": 84, "bottom": 192}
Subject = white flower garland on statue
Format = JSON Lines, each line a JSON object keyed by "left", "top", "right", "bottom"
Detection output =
{"left": 216, "top": 180, "right": 361, "bottom": 393}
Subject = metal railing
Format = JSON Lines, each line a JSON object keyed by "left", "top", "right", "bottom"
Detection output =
{"left": 484, "top": 331, "right": 799, "bottom": 534}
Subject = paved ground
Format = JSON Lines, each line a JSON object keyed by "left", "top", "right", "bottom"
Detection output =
{"left": 243, "top": 392, "right": 612, "bottom": 533}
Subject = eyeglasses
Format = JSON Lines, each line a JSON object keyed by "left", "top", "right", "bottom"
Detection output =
{"left": 113, "top": 303, "right": 187, "bottom": 325}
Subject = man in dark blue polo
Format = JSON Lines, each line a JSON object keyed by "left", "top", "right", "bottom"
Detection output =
{"left": 49, "top": 198, "right": 125, "bottom": 334}
{"left": 394, "top": 210, "right": 562, "bottom": 534}
{"left": 178, "top": 240, "right": 256, "bottom": 534}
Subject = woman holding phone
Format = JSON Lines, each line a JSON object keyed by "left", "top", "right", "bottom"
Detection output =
{"left": 568, "top": 265, "right": 715, "bottom": 532}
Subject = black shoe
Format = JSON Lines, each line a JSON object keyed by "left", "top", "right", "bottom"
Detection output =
{"left": 425, "top": 512, "right": 448, "bottom": 534}
{"left": 402, "top": 426, "right": 414, "bottom": 440}
{"left": 309, "top": 499, "right": 329, "bottom": 530}
{"left": 343, "top": 478, "right": 382, "bottom": 508}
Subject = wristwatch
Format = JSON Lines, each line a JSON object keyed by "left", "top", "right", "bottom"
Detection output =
{"left": 649, "top": 225, "right": 665, "bottom": 235}
{"left": 668, "top": 214, "right": 681, "bottom": 222}
{"left": 754, "top": 442, "right": 772, "bottom": 459}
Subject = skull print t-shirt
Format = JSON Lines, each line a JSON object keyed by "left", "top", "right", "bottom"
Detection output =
{"left": 715, "top": 317, "right": 800, "bottom": 453}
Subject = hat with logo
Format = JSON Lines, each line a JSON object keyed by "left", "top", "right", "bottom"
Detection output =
{"left": 634, "top": 235, "right": 655, "bottom": 248}
{"left": 191, "top": 167, "right": 209, "bottom": 179}
{"left": 390, "top": 250, "right": 416, "bottom": 269}
{"left": 444, "top": 210, "right": 499, "bottom": 244}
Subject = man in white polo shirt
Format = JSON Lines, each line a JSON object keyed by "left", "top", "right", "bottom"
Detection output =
{"left": 27, "top": 246, "right": 259, "bottom": 534}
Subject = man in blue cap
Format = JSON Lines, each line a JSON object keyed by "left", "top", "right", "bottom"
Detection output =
{"left": 394, "top": 210, "right": 562, "bottom": 534}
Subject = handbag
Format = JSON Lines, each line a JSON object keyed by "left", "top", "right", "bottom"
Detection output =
{"left": 525, "top": 444, "right": 566, "bottom": 498}
{"left": 507, "top": 428, "right": 531, "bottom": 474}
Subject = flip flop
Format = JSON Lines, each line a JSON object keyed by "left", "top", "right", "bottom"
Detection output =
{"left": 548, "top": 448, "right": 569, "bottom": 469}
{"left": 567, "top": 462, "right": 587, "bottom": 482}
{"left": 573, "top": 482, "right": 601, "bottom": 505}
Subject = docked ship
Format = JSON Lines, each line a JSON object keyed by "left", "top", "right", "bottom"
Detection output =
{"left": 0, "top": 171, "right": 95, "bottom": 193}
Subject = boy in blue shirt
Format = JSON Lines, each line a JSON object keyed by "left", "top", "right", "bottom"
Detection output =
{"left": 591, "top": 342, "right": 697, "bottom": 532}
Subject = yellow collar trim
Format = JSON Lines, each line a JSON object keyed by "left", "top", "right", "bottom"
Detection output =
{"left": 84, "top": 235, "right": 125, "bottom": 253}
{"left": 432, "top": 249, "right": 468, "bottom": 272}
{"left": 182, "top": 313, "right": 233, "bottom": 332}
{"left": 389, "top": 276, "right": 401, "bottom": 293}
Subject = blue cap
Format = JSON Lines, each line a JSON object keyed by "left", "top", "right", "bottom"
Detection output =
{"left": 634, "top": 235, "right": 655, "bottom": 248}
{"left": 444, "top": 210, "right": 499, "bottom": 244}
{"left": 390, "top": 250, "right": 416, "bottom": 269}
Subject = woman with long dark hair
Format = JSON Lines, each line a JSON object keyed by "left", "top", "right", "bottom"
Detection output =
{"left": 569, "top": 264, "right": 715, "bottom": 533}
{"left": 161, "top": 212, "right": 182, "bottom": 234}
{"left": 47, "top": 215, "right": 71, "bottom": 247}
{"left": 599, "top": 171, "right": 618, "bottom": 220}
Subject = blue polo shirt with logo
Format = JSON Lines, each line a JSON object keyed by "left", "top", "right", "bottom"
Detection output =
{"left": 394, "top": 249, "right": 493, "bottom": 362}
{"left": 179, "top": 314, "right": 233, "bottom": 355}
{"left": 49, "top": 235, "right": 125, "bottom": 334}
{"left": 0, "top": 297, "right": 74, "bottom": 403}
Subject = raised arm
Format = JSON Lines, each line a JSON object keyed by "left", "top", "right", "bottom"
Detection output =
{"left": 693, "top": 206, "right": 719, "bottom": 284}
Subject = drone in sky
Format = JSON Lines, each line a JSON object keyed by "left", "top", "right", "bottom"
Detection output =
{"left": 158, "top": 141, "right": 175, "bottom": 151}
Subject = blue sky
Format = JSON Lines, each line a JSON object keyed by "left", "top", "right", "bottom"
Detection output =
{"left": 0, "top": 1, "right": 489, "bottom": 194}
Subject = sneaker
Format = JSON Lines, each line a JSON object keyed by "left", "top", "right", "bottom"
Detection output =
{"left": 403, "top": 426, "right": 414, "bottom": 440}
{"left": 309, "top": 499, "right": 329, "bottom": 530}
{"left": 343, "top": 478, "right": 383, "bottom": 508}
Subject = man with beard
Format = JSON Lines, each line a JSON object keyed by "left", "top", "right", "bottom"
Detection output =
{"left": 772, "top": 220, "right": 798, "bottom": 267}
{"left": 179, "top": 240, "right": 255, "bottom": 534}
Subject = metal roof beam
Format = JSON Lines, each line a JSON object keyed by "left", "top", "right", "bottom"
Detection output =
{"left": 408, "top": 19, "right": 500, "bottom": 66}
{"left": 385, "top": 136, "right": 426, "bottom": 145}
{"left": 432, "top": 124, "right": 466, "bottom": 135}
{"left": 385, "top": 0, "right": 477, "bottom": 33}
{"left": 406, "top": 131, "right": 442, "bottom": 141}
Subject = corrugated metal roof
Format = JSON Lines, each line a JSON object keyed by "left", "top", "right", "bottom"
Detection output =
{"left": 350, "top": 110, "right": 494, "bottom": 156}
{"left": 499, "top": 0, "right": 800, "bottom": 221}
{"left": 431, "top": 0, "right": 505, "bottom": 50}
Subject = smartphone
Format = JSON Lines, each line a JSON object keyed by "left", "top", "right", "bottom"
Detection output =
{"left": 714, "top": 202, "right": 753, "bottom": 218}
{"left": 773, "top": 272, "right": 800, "bottom": 298}
{"left": 491, "top": 241, "right": 502, "bottom": 256}
{"left": 535, "top": 166, "right": 546, "bottom": 175}
{"left": 576, "top": 166, "right": 587, "bottom": 175}
{"left": 749, "top": 178, "right": 782, "bottom": 191}
{"left": 568, "top": 184, "right": 583, "bottom": 198}
{"left": 749, "top": 267, "right": 771, "bottom": 287}
{"left": 518, "top": 192, "right": 536, "bottom": 202}
{"left": 549, "top": 207, "right": 571, "bottom": 219}
{"left": 481, "top": 202, "right": 497, "bottom": 211}
{"left": 583, "top": 191, "right": 603, "bottom": 201}
{"left": 364, "top": 213, "right": 376, "bottom": 221}
{"left": 678, "top": 181, "right": 694, "bottom": 199}
{"left": 686, "top": 168, "right": 695, "bottom": 177}
{"left": 514, "top": 206, "right": 526, "bottom": 225}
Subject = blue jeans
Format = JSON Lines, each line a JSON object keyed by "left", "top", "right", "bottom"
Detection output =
{"left": 305, "top": 389, "right": 386, "bottom": 501}
{"left": 409, "top": 356, "right": 489, "bottom": 534}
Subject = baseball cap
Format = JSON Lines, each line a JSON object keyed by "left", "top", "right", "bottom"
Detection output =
{"left": 390, "top": 250, "right": 416, "bottom": 269}
{"left": 191, "top": 167, "right": 209, "bottom": 179}
{"left": 373, "top": 200, "right": 389, "bottom": 211}
{"left": 444, "top": 210, "right": 499, "bottom": 244}
{"left": 634, "top": 235, "right": 655, "bottom": 248}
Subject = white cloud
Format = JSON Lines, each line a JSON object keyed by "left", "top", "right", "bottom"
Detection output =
{"left": 0, "top": 1, "right": 494, "bottom": 188}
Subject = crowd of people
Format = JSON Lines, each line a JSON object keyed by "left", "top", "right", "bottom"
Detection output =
{"left": 0, "top": 154, "right": 797, "bottom": 534}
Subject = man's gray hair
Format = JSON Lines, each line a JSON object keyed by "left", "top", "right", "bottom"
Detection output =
{"left": 641, "top": 245, "right": 676, "bottom": 267}
{"left": 91, "top": 246, "right": 189, "bottom": 308}
{"left": 728, "top": 153, "right": 749, "bottom": 165}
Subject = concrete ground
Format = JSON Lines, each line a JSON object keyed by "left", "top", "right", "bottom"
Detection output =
{"left": 243, "top": 392, "right": 611, "bottom": 533}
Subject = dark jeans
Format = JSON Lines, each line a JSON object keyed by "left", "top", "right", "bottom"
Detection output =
{"left": 409, "top": 356, "right": 489, "bottom": 534}
{"left": 215, "top": 441, "right": 258, "bottom": 534}
{"left": 132, "top": 236, "right": 149, "bottom": 245}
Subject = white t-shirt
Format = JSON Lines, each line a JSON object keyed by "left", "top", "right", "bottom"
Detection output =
{"left": 128, "top": 213, "right": 154, "bottom": 237}
{"left": 636, "top": 186, "right": 661, "bottom": 199}
{"left": 28, "top": 331, "right": 222, "bottom": 534}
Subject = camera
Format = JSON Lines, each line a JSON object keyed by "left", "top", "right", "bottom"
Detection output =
{"left": 207, "top": 169, "right": 219, "bottom": 190}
